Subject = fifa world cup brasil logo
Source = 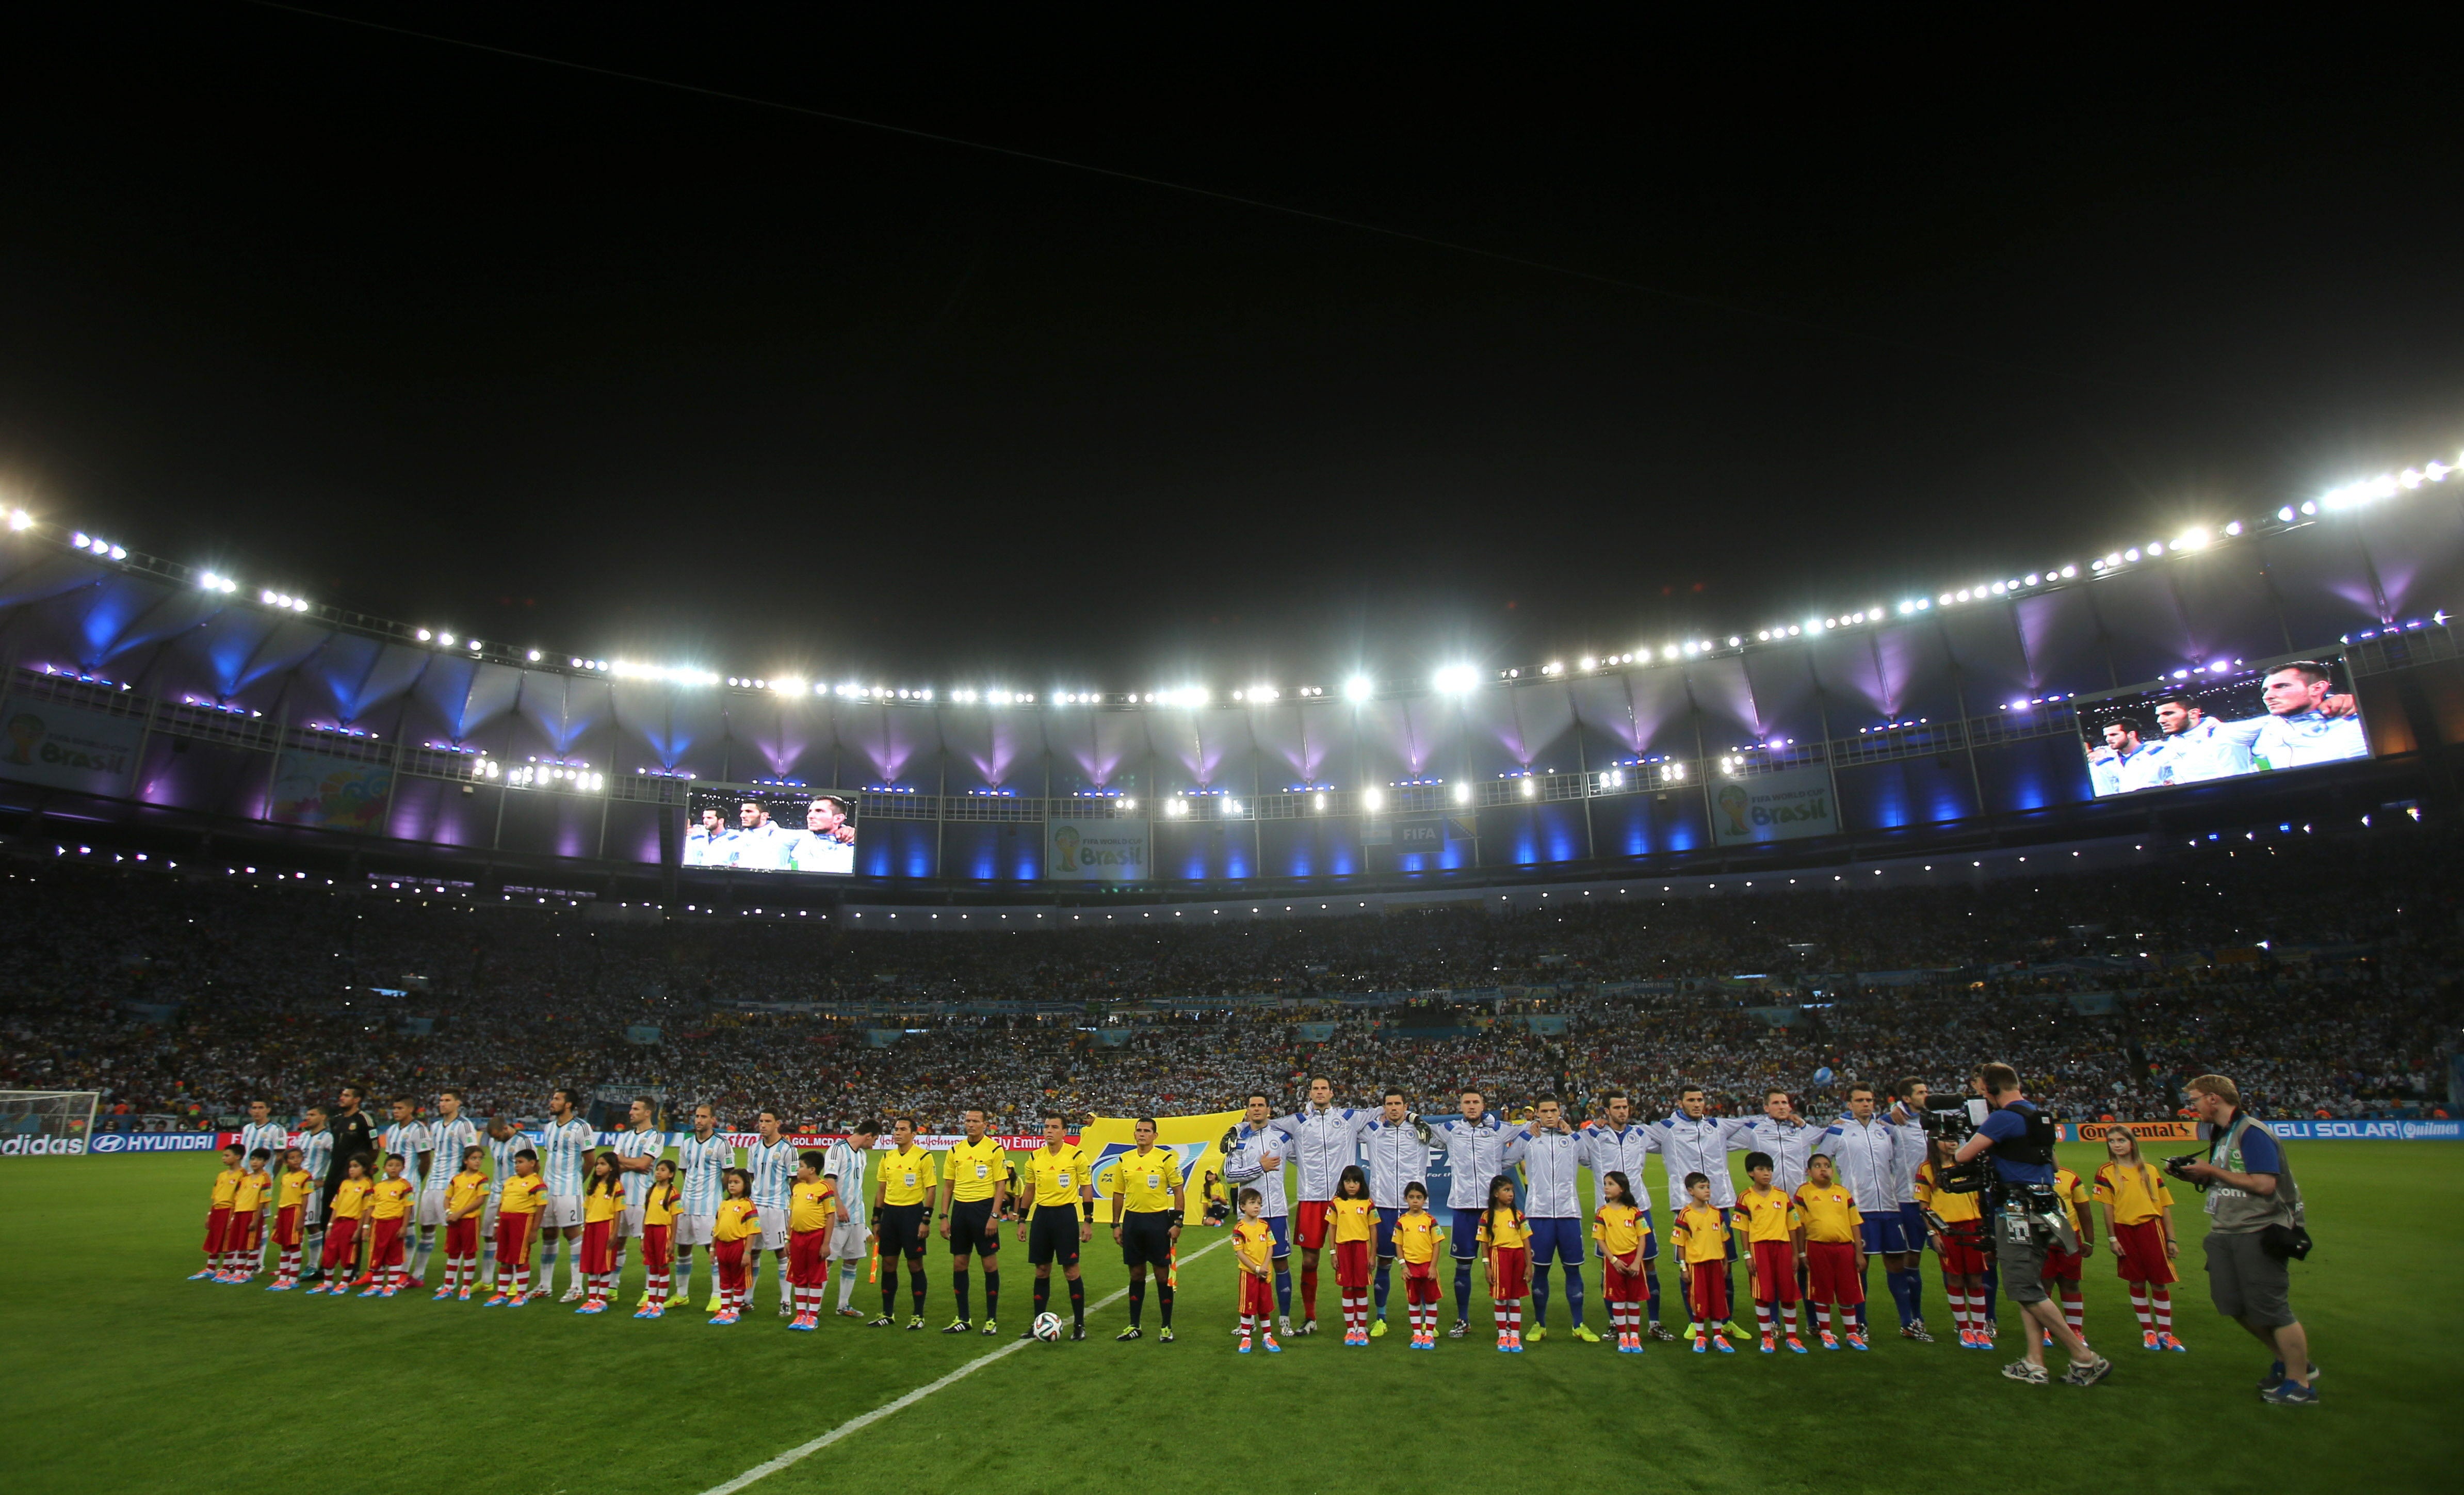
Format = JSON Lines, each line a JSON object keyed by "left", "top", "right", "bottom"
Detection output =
{"left": 1715, "top": 782, "right": 1752, "bottom": 837}
{"left": 1052, "top": 825, "right": 1081, "bottom": 872}
{"left": 5, "top": 712, "right": 43, "bottom": 767}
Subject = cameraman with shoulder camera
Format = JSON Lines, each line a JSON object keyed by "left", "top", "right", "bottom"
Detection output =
{"left": 1951, "top": 1063, "right": 2113, "bottom": 1388}
{"left": 2173, "top": 1074, "right": 2316, "bottom": 1405}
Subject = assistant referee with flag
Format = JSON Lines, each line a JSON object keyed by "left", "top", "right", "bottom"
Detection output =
{"left": 1108, "top": 1117, "right": 1186, "bottom": 1341}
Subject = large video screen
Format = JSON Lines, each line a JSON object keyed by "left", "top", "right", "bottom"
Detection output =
{"left": 2080, "top": 654, "right": 2369, "bottom": 797}
{"left": 685, "top": 787, "right": 858, "bottom": 873}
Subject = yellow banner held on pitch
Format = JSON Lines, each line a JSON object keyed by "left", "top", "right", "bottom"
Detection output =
{"left": 1081, "top": 1110, "right": 1244, "bottom": 1228}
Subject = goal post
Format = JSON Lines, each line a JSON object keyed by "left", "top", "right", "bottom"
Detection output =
{"left": 0, "top": 1091, "right": 102, "bottom": 1156}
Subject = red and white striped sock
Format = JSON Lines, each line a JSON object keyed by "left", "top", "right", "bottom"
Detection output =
{"left": 2152, "top": 1289, "right": 2173, "bottom": 1332}
{"left": 2131, "top": 1290, "right": 2154, "bottom": 1331}
{"left": 1508, "top": 1303, "right": 1523, "bottom": 1335}
{"left": 2063, "top": 1292, "right": 2085, "bottom": 1336}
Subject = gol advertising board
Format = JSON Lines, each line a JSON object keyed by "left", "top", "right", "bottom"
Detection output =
{"left": 0, "top": 694, "right": 143, "bottom": 797}
{"left": 268, "top": 749, "right": 395, "bottom": 832}
{"left": 1046, "top": 818, "right": 1149, "bottom": 881}
{"left": 1708, "top": 764, "right": 1837, "bottom": 845}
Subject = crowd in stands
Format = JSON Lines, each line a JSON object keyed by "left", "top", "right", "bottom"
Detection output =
{"left": 1, "top": 825, "right": 2455, "bottom": 1130}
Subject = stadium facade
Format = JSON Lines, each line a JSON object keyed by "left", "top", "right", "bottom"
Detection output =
{"left": 2, "top": 472, "right": 2460, "bottom": 905}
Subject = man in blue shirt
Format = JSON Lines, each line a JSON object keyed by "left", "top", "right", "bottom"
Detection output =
{"left": 1953, "top": 1062, "right": 2111, "bottom": 1388}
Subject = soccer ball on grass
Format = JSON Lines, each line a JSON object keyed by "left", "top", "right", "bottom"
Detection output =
{"left": 1032, "top": 1312, "right": 1063, "bottom": 1342}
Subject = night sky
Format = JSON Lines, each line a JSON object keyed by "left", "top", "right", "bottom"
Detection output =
{"left": 3, "top": 8, "right": 2458, "bottom": 693}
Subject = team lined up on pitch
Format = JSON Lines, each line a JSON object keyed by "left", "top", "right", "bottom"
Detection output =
{"left": 192, "top": 1080, "right": 2190, "bottom": 1365}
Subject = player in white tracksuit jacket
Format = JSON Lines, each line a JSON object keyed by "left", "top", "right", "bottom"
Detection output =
{"left": 1220, "top": 1094, "right": 1296, "bottom": 1326}
{"left": 1652, "top": 1087, "right": 1758, "bottom": 1333}
{"left": 1359, "top": 1090, "right": 1429, "bottom": 1335}
{"left": 1504, "top": 1098, "right": 1593, "bottom": 1339}
{"left": 1579, "top": 1091, "right": 1669, "bottom": 1335}
{"left": 1885, "top": 1080, "right": 1938, "bottom": 1335}
{"left": 1817, "top": 1086, "right": 1913, "bottom": 1332}
{"left": 1424, "top": 1091, "right": 1511, "bottom": 1333}
{"left": 1736, "top": 1090, "right": 1830, "bottom": 1308}
{"left": 1273, "top": 1078, "right": 1376, "bottom": 1332}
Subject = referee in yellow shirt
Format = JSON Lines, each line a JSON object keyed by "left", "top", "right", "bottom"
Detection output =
{"left": 1108, "top": 1117, "right": 1186, "bottom": 1341}
{"left": 870, "top": 1117, "right": 938, "bottom": 1329}
{"left": 938, "top": 1107, "right": 1010, "bottom": 1336}
{"left": 1015, "top": 1110, "right": 1095, "bottom": 1341}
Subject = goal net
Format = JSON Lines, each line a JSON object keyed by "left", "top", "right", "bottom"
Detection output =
{"left": 0, "top": 1091, "right": 101, "bottom": 1156}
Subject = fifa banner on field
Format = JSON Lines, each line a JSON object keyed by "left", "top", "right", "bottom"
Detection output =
{"left": 1047, "top": 819, "right": 1150, "bottom": 881}
{"left": 1083, "top": 1110, "right": 1245, "bottom": 1227}
{"left": 0, "top": 694, "right": 143, "bottom": 797}
{"left": 268, "top": 749, "right": 394, "bottom": 832}
{"left": 1708, "top": 765, "right": 1836, "bottom": 846}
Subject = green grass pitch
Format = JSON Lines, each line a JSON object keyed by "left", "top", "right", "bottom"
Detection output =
{"left": 5, "top": 1142, "right": 2453, "bottom": 1494}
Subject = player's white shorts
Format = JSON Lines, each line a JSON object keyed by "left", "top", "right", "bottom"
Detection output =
{"left": 673, "top": 1212, "right": 715, "bottom": 1247}
{"left": 828, "top": 1218, "right": 869, "bottom": 1261}
{"left": 482, "top": 1198, "right": 500, "bottom": 1237}
{"left": 756, "top": 1206, "right": 788, "bottom": 1251}
{"left": 416, "top": 1192, "right": 450, "bottom": 1228}
{"left": 619, "top": 1198, "right": 647, "bottom": 1239}
{"left": 303, "top": 1192, "right": 326, "bottom": 1228}
{"left": 543, "top": 1194, "right": 583, "bottom": 1230}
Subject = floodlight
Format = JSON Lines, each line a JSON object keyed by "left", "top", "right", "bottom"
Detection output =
{"left": 1433, "top": 664, "right": 1477, "bottom": 694}
{"left": 1451, "top": 782, "right": 1471, "bottom": 803}
{"left": 1361, "top": 787, "right": 1383, "bottom": 811}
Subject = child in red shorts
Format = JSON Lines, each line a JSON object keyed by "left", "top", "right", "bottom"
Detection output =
{"left": 1917, "top": 1137, "right": 1994, "bottom": 1348}
{"left": 1733, "top": 1153, "right": 1806, "bottom": 1353}
{"left": 309, "top": 1156, "right": 372, "bottom": 1293}
{"left": 1329, "top": 1167, "right": 1377, "bottom": 1345}
{"left": 1232, "top": 1188, "right": 1281, "bottom": 1354}
{"left": 270, "top": 1146, "right": 314, "bottom": 1290}
{"left": 2036, "top": 1165, "right": 2096, "bottom": 1346}
{"left": 2095, "top": 1132, "right": 2184, "bottom": 1351}
{"left": 439, "top": 1146, "right": 489, "bottom": 1299}
{"left": 1672, "top": 1172, "right": 1734, "bottom": 1353}
{"left": 1794, "top": 1154, "right": 1867, "bottom": 1349}
{"left": 1391, "top": 1182, "right": 1447, "bottom": 1348}
{"left": 1591, "top": 1171, "right": 1652, "bottom": 1353}
{"left": 222, "top": 1149, "right": 273, "bottom": 1283}
{"left": 1478, "top": 1175, "right": 1531, "bottom": 1353}
{"left": 364, "top": 1154, "right": 417, "bottom": 1297}
{"left": 194, "top": 1144, "right": 245, "bottom": 1281}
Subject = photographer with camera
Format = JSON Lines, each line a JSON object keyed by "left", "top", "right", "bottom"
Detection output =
{"left": 2171, "top": 1074, "right": 2315, "bottom": 1406}
{"left": 1950, "top": 1063, "right": 2113, "bottom": 1387}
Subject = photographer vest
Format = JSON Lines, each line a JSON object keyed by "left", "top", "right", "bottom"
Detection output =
{"left": 2204, "top": 1114, "right": 2300, "bottom": 1234}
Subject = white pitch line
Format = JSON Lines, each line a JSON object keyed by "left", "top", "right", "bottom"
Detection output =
{"left": 700, "top": 1233, "right": 1233, "bottom": 1495}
